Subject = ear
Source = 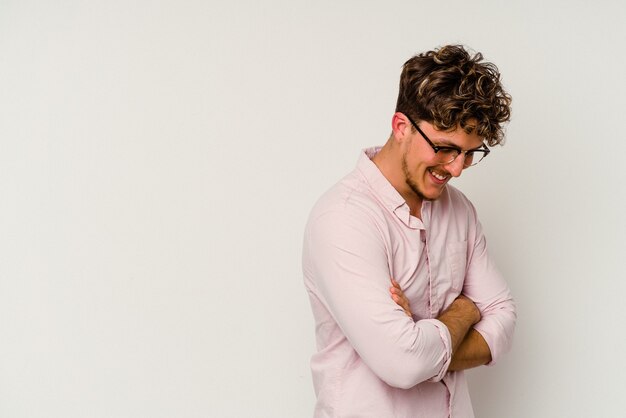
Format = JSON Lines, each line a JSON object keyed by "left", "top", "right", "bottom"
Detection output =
{"left": 391, "top": 112, "right": 412, "bottom": 143}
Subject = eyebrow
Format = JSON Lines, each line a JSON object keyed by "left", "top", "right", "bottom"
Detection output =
{"left": 407, "top": 114, "right": 485, "bottom": 151}
{"left": 433, "top": 139, "right": 485, "bottom": 151}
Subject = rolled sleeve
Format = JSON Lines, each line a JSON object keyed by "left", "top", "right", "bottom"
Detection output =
{"left": 463, "top": 211, "right": 517, "bottom": 365}
{"left": 424, "top": 319, "right": 452, "bottom": 382}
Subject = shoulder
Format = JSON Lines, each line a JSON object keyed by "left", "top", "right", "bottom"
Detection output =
{"left": 304, "top": 171, "right": 390, "bottom": 249}
{"left": 308, "top": 171, "right": 386, "bottom": 225}
{"left": 303, "top": 175, "right": 390, "bottom": 280}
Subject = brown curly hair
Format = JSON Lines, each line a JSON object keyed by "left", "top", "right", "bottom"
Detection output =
{"left": 395, "top": 45, "right": 512, "bottom": 146}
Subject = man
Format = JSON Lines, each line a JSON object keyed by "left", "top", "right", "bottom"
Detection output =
{"left": 302, "top": 45, "right": 517, "bottom": 417}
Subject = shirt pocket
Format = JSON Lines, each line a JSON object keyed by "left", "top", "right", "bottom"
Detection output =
{"left": 446, "top": 241, "right": 467, "bottom": 292}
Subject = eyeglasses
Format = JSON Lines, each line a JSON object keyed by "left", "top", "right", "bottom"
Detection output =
{"left": 404, "top": 113, "right": 490, "bottom": 168}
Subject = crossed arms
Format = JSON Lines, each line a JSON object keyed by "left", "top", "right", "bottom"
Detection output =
{"left": 391, "top": 279, "right": 492, "bottom": 371}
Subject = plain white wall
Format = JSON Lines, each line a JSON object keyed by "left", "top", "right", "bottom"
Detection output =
{"left": 1, "top": 0, "right": 625, "bottom": 417}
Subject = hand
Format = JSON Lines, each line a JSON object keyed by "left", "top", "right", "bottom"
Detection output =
{"left": 390, "top": 278, "right": 412, "bottom": 318}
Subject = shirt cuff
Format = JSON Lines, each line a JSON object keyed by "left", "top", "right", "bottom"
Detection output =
{"left": 423, "top": 318, "right": 452, "bottom": 382}
{"left": 473, "top": 321, "right": 502, "bottom": 366}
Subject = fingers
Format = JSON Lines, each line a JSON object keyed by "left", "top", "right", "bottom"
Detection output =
{"left": 389, "top": 278, "right": 412, "bottom": 318}
{"left": 389, "top": 285, "right": 404, "bottom": 302}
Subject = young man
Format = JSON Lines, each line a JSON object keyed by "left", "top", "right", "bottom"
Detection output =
{"left": 302, "top": 45, "right": 517, "bottom": 417}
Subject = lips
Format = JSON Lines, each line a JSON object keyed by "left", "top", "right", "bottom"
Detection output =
{"left": 428, "top": 168, "right": 448, "bottom": 184}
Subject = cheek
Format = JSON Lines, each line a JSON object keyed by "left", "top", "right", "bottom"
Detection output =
{"left": 405, "top": 149, "right": 426, "bottom": 167}
{"left": 405, "top": 144, "right": 437, "bottom": 173}
{"left": 412, "top": 156, "right": 437, "bottom": 173}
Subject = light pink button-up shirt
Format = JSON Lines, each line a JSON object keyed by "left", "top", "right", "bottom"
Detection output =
{"left": 303, "top": 148, "right": 516, "bottom": 418}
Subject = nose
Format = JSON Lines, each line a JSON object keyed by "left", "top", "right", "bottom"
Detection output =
{"left": 444, "top": 154, "right": 465, "bottom": 178}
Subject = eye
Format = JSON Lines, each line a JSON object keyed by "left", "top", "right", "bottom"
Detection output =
{"left": 438, "top": 147, "right": 461, "bottom": 156}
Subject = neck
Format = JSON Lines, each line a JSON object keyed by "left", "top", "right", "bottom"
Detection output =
{"left": 371, "top": 140, "right": 423, "bottom": 218}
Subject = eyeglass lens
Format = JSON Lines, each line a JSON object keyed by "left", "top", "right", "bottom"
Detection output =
{"left": 435, "top": 149, "right": 487, "bottom": 167}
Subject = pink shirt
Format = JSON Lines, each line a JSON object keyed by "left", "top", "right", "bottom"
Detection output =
{"left": 303, "top": 148, "right": 516, "bottom": 418}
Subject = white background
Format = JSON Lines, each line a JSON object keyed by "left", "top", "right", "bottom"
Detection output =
{"left": 1, "top": 1, "right": 625, "bottom": 417}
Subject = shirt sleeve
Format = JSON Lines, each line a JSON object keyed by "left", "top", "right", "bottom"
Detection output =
{"left": 463, "top": 204, "right": 517, "bottom": 365}
{"left": 304, "top": 206, "right": 452, "bottom": 388}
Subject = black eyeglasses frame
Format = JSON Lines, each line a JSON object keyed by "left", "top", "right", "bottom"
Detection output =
{"left": 403, "top": 113, "right": 490, "bottom": 168}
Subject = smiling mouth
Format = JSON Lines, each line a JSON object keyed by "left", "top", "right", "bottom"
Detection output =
{"left": 428, "top": 168, "right": 449, "bottom": 182}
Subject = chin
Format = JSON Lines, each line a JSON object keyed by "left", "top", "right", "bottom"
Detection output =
{"left": 423, "top": 186, "right": 446, "bottom": 201}
{"left": 407, "top": 181, "right": 445, "bottom": 202}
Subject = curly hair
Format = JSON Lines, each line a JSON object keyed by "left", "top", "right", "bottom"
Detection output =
{"left": 395, "top": 45, "right": 512, "bottom": 146}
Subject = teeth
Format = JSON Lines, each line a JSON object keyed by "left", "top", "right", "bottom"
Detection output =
{"left": 429, "top": 169, "right": 447, "bottom": 181}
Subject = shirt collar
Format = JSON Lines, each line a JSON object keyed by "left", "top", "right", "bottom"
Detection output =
{"left": 357, "top": 147, "right": 426, "bottom": 229}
